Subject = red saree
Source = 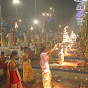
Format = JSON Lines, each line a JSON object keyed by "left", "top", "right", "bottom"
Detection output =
{"left": 6, "top": 60, "right": 23, "bottom": 88}
{"left": 0, "top": 62, "right": 7, "bottom": 71}
{"left": 0, "top": 57, "right": 7, "bottom": 70}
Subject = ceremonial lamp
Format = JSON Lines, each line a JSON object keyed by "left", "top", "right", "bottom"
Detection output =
{"left": 62, "top": 26, "right": 69, "bottom": 56}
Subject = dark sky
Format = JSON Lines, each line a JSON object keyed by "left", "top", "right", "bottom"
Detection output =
{"left": 1, "top": 0, "right": 80, "bottom": 34}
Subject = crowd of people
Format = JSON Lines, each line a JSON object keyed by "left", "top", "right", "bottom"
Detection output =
{"left": 0, "top": 41, "right": 58, "bottom": 88}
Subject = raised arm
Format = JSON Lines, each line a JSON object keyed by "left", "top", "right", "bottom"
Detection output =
{"left": 48, "top": 44, "right": 57, "bottom": 55}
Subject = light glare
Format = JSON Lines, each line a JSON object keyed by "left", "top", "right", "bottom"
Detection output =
{"left": 13, "top": 0, "right": 20, "bottom": 4}
{"left": 34, "top": 20, "right": 38, "bottom": 24}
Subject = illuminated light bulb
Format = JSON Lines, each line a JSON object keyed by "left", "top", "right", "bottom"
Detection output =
{"left": 50, "top": 8, "right": 52, "bottom": 10}
{"left": 47, "top": 13, "right": 49, "bottom": 16}
{"left": 37, "top": 73, "right": 38, "bottom": 74}
{"left": 51, "top": 67, "right": 52, "bottom": 68}
{"left": 42, "top": 13, "right": 45, "bottom": 16}
{"left": 61, "top": 68, "right": 62, "bottom": 69}
{"left": 19, "top": 19, "right": 21, "bottom": 22}
{"left": 72, "top": 69, "right": 73, "bottom": 70}
{"left": 13, "top": 0, "right": 20, "bottom": 4}
{"left": 34, "top": 20, "right": 38, "bottom": 24}
{"left": 86, "top": 78, "right": 88, "bottom": 80}
{"left": 79, "top": 69, "right": 80, "bottom": 71}
{"left": 75, "top": 77, "right": 77, "bottom": 79}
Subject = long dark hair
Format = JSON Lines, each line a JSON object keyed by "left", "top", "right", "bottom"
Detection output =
{"left": 41, "top": 45, "right": 46, "bottom": 53}
{"left": 24, "top": 47, "right": 29, "bottom": 52}
{"left": 10, "top": 51, "right": 18, "bottom": 59}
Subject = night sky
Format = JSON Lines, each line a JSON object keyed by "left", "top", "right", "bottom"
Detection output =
{"left": 1, "top": 0, "right": 80, "bottom": 34}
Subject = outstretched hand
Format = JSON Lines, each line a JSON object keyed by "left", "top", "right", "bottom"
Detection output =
{"left": 54, "top": 44, "right": 57, "bottom": 49}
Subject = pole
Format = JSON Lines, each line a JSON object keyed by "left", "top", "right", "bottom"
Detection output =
{"left": 0, "top": 0, "right": 2, "bottom": 32}
{"left": 35, "top": 0, "right": 36, "bottom": 19}
{"left": 16, "top": 6, "right": 17, "bottom": 16}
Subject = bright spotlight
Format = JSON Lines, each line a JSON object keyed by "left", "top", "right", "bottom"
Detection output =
{"left": 47, "top": 13, "right": 49, "bottom": 16}
{"left": 50, "top": 8, "right": 52, "bottom": 10}
{"left": 13, "top": 0, "right": 20, "bottom": 4}
{"left": 19, "top": 19, "right": 21, "bottom": 22}
{"left": 34, "top": 20, "right": 38, "bottom": 24}
{"left": 42, "top": 13, "right": 45, "bottom": 16}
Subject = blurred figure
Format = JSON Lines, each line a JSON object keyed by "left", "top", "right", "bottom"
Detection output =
{"left": 6, "top": 32, "right": 13, "bottom": 48}
{"left": 1, "top": 32, "right": 6, "bottom": 47}
{"left": 0, "top": 52, "right": 7, "bottom": 71}
{"left": 29, "top": 48, "right": 36, "bottom": 60}
{"left": 24, "top": 33, "right": 29, "bottom": 47}
{"left": 0, "top": 52, "right": 5, "bottom": 63}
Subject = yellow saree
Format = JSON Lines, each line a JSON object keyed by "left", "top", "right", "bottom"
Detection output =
{"left": 20, "top": 53, "right": 33, "bottom": 82}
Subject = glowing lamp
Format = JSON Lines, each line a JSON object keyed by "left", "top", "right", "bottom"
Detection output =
{"left": 42, "top": 13, "right": 45, "bottom": 16}
{"left": 13, "top": 0, "right": 20, "bottom": 4}
{"left": 19, "top": 19, "right": 21, "bottom": 22}
{"left": 47, "top": 13, "right": 49, "bottom": 16}
{"left": 50, "top": 8, "right": 52, "bottom": 10}
{"left": 34, "top": 20, "right": 38, "bottom": 24}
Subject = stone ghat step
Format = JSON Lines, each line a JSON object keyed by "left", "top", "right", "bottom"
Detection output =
{"left": 52, "top": 56, "right": 85, "bottom": 60}
{"left": 33, "top": 66, "right": 88, "bottom": 81}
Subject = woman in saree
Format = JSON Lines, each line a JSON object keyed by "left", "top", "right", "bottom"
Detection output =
{"left": 20, "top": 47, "right": 33, "bottom": 82}
{"left": 1, "top": 32, "right": 6, "bottom": 47}
{"left": 0, "top": 52, "right": 7, "bottom": 72}
{"left": 6, "top": 51, "right": 23, "bottom": 88}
